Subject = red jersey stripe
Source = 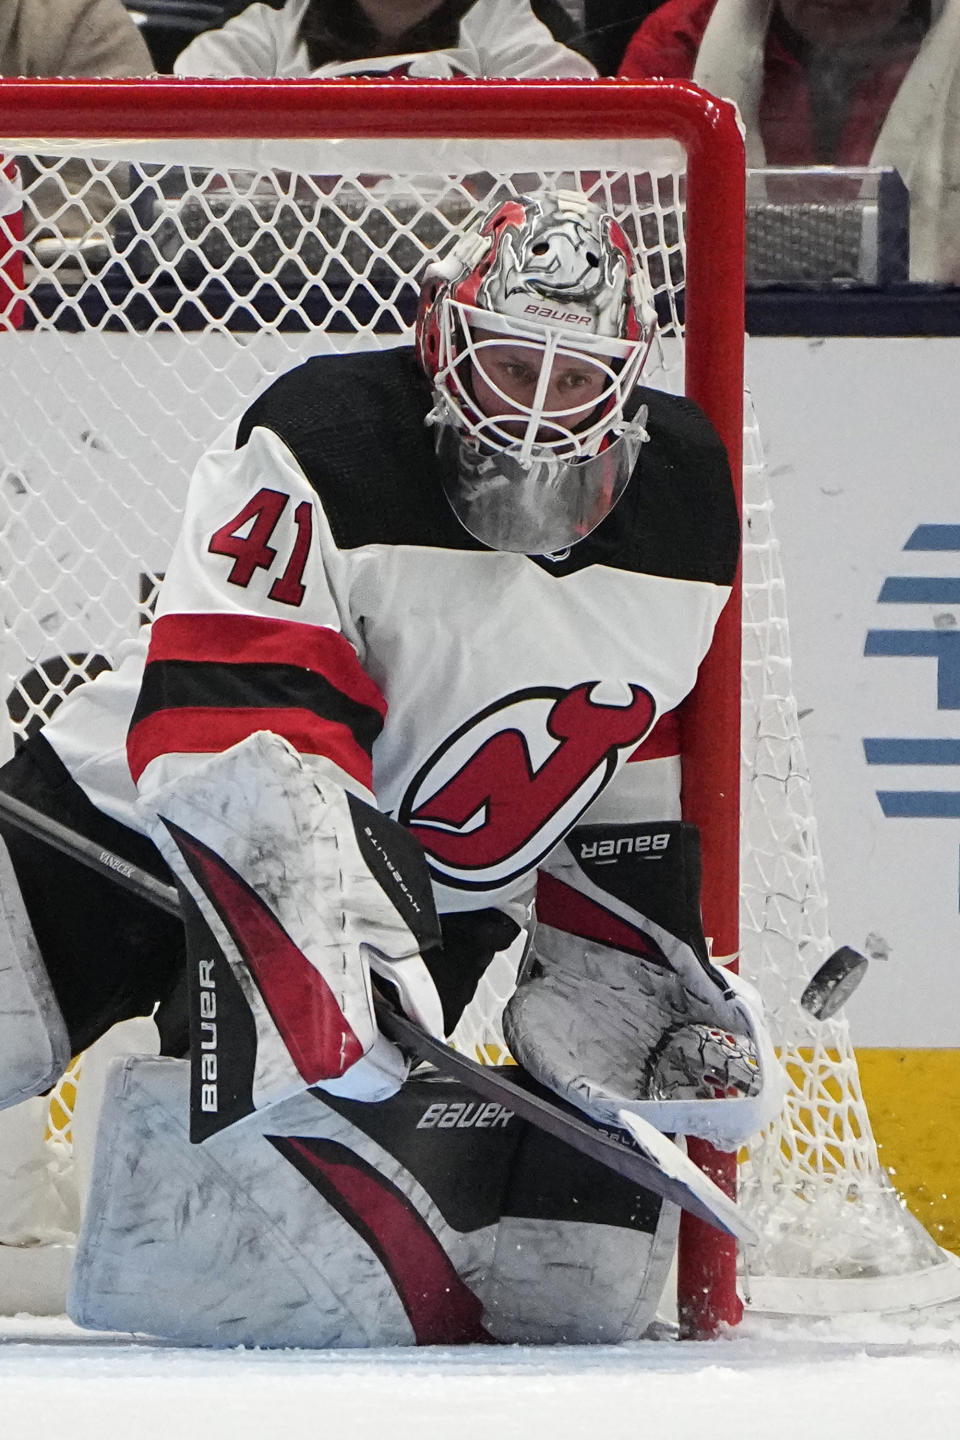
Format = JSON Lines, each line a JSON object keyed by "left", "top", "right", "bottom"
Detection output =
{"left": 128, "top": 706, "right": 373, "bottom": 789}
{"left": 627, "top": 707, "right": 680, "bottom": 763}
{"left": 147, "top": 613, "right": 386, "bottom": 718}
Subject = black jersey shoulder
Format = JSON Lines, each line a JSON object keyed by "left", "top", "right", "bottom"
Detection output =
{"left": 236, "top": 356, "right": 737, "bottom": 585}
{"left": 236, "top": 347, "right": 483, "bottom": 553}
{"left": 551, "top": 385, "right": 739, "bottom": 588}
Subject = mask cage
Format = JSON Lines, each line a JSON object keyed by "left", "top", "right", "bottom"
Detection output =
{"left": 432, "top": 299, "right": 653, "bottom": 466}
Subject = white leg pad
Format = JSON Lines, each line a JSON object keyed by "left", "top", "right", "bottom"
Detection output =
{"left": 482, "top": 1205, "right": 678, "bottom": 1344}
{"left": 68, "top": 1057, "right": 497, "bottom": 1347}
{"left": 0, "top": 836, "right": 71, "bottom": 1109}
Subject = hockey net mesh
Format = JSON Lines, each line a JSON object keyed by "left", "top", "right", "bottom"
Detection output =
{"left": 0, "top": 114, "right": 949, "bottom": 1305}
{"left": 736, "top": 406, "right": 952, "bottom": 1302}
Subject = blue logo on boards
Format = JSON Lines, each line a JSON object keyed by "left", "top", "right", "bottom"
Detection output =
{"left": 863, "top": 524, "right": 960, "bottom": 908}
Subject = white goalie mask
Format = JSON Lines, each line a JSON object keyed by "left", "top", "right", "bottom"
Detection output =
{"left": 416, "top": 190, "right": 657, "bottom": 554}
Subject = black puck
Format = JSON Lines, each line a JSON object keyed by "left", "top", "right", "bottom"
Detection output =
{"left": 799, "top": 946, "right": 869, "bottom": 1020}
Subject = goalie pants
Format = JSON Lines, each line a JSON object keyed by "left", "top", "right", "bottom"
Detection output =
{"left": 0, "top": 733, "right": 188, "bottom": 1057}
{"left": 70, "top": 1055, "right": 677, "bottom": 1347}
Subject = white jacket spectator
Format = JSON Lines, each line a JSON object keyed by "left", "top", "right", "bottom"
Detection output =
{"left": 174, "top": 0, "right": 597, "bottom": 78}
{"left": 0, "top": 0, "right": 152, "bottom": 76}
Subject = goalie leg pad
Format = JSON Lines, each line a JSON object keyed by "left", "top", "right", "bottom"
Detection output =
{"left": 68, "top": 1056, "right": 677, "bottom": 1348}
{"left": 0, "top": 834, "right": 71, "bottom": 1109}
{"left": 69, "top": 1058, "right": 516, "bottom": 1347}
{"left": 481, "top": 1123, "right": 678, "bottom": 1344}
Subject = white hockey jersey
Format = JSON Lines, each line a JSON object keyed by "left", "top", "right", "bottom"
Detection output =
{"left": 42, "top": 345, "right": 738, "bottom": 925}
{"left": 173, "top": 0, "right": 596, "bottom": 80}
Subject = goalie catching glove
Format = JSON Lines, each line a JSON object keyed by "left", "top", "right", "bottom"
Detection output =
{"left": 144, "top": 731, "right": 444, "bottom": 1141}
{"left": 504, "top": 821, "right": 782, "bottom": 1151}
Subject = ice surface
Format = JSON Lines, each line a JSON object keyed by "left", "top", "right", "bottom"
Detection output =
{"left": 2, "top": 1310, "right": 960, "bottom": 1440}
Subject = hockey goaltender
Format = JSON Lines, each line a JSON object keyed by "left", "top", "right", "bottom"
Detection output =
{"left": 0, "top": 189, "right": 780, "bottom": 1346}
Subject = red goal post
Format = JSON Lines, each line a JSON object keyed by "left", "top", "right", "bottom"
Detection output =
{"left": 0, "top": 77, "right": 745, "bottom": 1337}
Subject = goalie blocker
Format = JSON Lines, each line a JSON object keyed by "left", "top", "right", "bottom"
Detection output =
{"left": 147, "top": 730, "right": 448, "bottom": 1140}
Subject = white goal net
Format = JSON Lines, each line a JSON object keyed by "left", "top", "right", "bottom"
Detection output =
{"left": 0, "top": 77, "right": 955, "bottom": 1332}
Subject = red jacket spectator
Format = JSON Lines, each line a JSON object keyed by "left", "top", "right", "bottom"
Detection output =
{"left": 619, "top": 0, "right": 960, "bottom": 282}
{"left": 618, "top": 0, "right": 920, "bottom": 164}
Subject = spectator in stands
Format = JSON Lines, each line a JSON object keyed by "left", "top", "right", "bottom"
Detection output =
{"left": 0, "top": 0, "right": 152, "bottom": 76}
{"left": 174, "top": 0, "right": 597, "bottom": 78}
{"left": 1, "top": 1, "right": 152, "bottom": 252}
{"left": 584, "top": 1, "right": 659, "bottom": 73}
{"left": 619, "top": 0, "right": 960, "bottom": 284}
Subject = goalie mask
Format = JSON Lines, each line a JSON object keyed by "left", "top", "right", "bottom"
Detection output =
{"left": 416, "top": 190, "right": 657, "bottom": 554}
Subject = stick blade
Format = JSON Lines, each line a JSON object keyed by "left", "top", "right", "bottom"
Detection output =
{"left": 616, "top": 1108, "right": 757, "bottom": 1244}
{"left": 377, "top": 1002, "right": 748, "bottom": 1236}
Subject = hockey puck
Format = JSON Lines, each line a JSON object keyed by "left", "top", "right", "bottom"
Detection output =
{"left": 799, "top": 946, "right": 869, "bottom": 1020}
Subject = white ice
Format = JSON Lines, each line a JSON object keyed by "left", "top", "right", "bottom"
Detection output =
{"left": 3, "top": 1308, "right": 960, "bottom": 1440}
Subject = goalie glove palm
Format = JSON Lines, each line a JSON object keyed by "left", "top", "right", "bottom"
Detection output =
{"left": 146, "top": 731, "right": 443, "bottom": 1140}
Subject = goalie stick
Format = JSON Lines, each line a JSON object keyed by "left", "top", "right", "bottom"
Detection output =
{"left": 0, "top": 787, "right": 753, "bottom": 1240}
{"left": 375, "top": 1002, "right": 753, "bottom": 1241}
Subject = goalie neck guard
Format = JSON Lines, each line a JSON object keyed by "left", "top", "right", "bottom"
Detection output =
{"left": 416, "top": 190, "right": 657, "bottom": 555}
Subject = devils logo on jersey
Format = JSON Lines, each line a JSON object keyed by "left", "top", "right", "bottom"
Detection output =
{"left": 398, "top": 681, "right": 656, "bottom": 890}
